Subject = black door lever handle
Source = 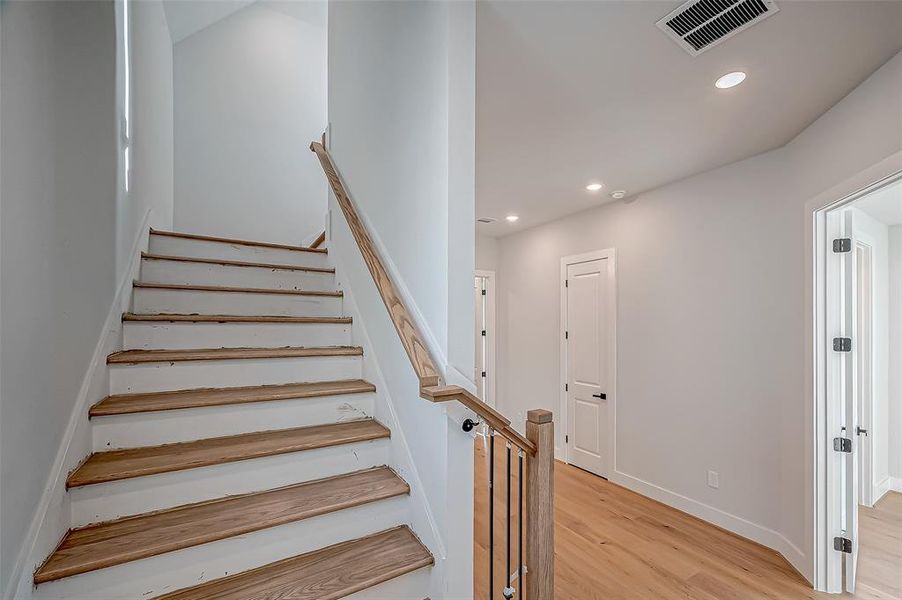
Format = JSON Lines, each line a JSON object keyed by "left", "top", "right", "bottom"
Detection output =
{"left": 592, "top": 393, "right": 606, "bottom": 400}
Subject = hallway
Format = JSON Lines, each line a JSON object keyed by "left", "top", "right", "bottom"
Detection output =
{"left": 474, "top": 439, "right": 902, "bottom": 599}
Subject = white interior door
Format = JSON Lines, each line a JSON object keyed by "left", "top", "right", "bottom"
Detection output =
{"left": 855, "top": 242, "right": 873, "bottom": 509}
{"left": 564, "top": 255, "right": 613, "bottom": 478}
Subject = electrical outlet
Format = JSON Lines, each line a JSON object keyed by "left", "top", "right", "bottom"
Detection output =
{"left": 707, "top": 470, "right": 720, "bottom": 489}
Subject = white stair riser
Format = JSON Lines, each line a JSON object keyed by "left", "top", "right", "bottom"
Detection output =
{"left": 133, "top": 287, "right": 343, "bottom": 316}
{"left": 70, "top": 439, "right": 391, "bottom": 526}
{"left": 149, "top": 234, "right": 330, "bottom": 268}
{"left": 35, "top": 497, "right": 411, "bottom": 600}
{"left": 123, "top": 321, "right": 352, "bottom": 350}
{"left": 92, "top": 393, "right": 377, "bottom": 450}
{"left": 140, "top": 259, "right": 336, "bottom": 291}
{"left": 344, "top": 567, "right": 431, "bottom": 599}
{"left": 109, "top": 355, "right": 362, "bottom": 394}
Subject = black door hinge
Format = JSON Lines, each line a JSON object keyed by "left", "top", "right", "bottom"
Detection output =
{"left": 481, "top": 289, "right": 486, "bottom": 295}
{"left": 565, "top": 279, "right": 568, "bottom": 288}
{"left": 834, "top": 437, "right": 852, "bottom": 453}
{"left": 834, "top": 537, "right": 852, "bottom": 553}
{"left": 481, "top": 330, "right": 486, "bottom": 337}
{"left": 833, "top": 337, "right": 852, "bottom": 352}
{"left": 565, "top": 383, "right": 568, "bottom": 392}
{"left": 481, "top": 371, "right": 486, "bottom": 378}
{"left": 565, "top": 331, "right": 569, "bottom": 340}
{"left": 565, "top": 435, "right": 569, "bottom": 443}
{"left": 833, "top": 238, "right": 852, "bottom": 253}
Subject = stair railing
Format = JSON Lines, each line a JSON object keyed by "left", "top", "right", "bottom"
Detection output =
{"left": 311, "top": 140, "right": 553, "bottom": 599}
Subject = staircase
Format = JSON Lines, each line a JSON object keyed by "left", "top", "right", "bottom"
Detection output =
{"left": 32, "top": 229, "right": 433, "bottom": 599}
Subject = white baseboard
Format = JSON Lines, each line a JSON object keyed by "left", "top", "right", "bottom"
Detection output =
{"left": 610, "top": 469, "right": 811, "bottom": 584}
{"left": 890, "top": 477, "right": 902, "bottom": 494}
{"left": 4, "top": 210, "right": 154, "bottom": 600}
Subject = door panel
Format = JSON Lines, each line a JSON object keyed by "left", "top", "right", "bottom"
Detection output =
{"left": 566, "top": 257, "right": 611, "bottom": 477}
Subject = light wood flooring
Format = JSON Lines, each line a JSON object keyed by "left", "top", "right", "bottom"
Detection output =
{"left": 474, "top": 438, "right": 902, "bottom": 599}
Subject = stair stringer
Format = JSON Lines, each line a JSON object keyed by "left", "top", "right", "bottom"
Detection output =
{"left": 329, "top": 252, "right": 447, "bottom": 598}
{"left": 326, "top": 198, "right": 478, "bottom": 599}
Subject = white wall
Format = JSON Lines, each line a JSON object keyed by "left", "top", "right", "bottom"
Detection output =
{"left": 119, "top": 0, "right": 175, "bottom": 279}
{"left": 476, "top": 233, "right": 499, "bottom": 272}
{"left": 850, "top": 208, "right": 891, "bottom": 498}
{"left": 173, "top": 2, "right": 327, "bottom": 245}
{"left": 0, "top": 0, "right": 117, "bottom": 589}
{"left": 890, "top": 226, "right": 902, "bottom": 487}
{"left": 488, "top": 50, "right": 902, "bottom": 579}
{"left": 328, "top": 1, "right": 476, "bottom": 596}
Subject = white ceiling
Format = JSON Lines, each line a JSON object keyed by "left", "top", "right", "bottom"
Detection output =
{"left": 476, "top": 0, "right": 902, "bottom": 236}
{"left": 162, "top": 0, "right": 255, "bottom": 43}
{"left": 161, "top": 0, "right": 325, "bottom": 43}
{"left": 857, "top": 180, "right": 902, "bottom": 226}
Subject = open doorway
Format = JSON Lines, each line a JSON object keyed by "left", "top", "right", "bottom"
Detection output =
{"left": 815, "top": 174, "right": 902, "bottom": 595}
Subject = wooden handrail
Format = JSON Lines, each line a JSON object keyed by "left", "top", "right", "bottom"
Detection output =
{"left": 421, "top": 385, "right": 536, "bottom": 455}
{"left": 310, "top": 141, "right": 536, "bottom": 454}
{"left": 311, "top": 139, "right": 553, "bottom": 597}
{"left": 311, "top": 141, "right": 441, "bottom": 388}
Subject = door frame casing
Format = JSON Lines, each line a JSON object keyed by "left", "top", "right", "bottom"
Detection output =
{"left": 813, "top": 168, "right": 902, "bottom": 592}
{"left": 476, "top": 270, "right": 497, "bottom": 408}
{"left": 559, "top": 249, "right": 617, "bottom": 468}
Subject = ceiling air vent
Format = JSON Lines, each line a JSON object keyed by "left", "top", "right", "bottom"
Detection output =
{"left": 657, "top": 0, "right": 779, "bottom": 56}
{"left": 476, "top": 217, "right": 497, "bottom": 224}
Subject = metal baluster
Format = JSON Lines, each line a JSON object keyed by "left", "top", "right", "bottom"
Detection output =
{"left": 518, "top": 449, "right": 524, "bottom": 598}
{"left": 489, "top": 429, "right": 495, "bottom": 600}
{"left": 503, "top": 443, "right": 514, "bottom": 599}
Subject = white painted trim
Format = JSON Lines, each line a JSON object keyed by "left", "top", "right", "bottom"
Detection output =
{"left": 4, "top": 209, "right": 154, "bottom": 600}
{"left": 811, "top": 161, "right": 902, "bottom": 593}
{"left": 891, "top": 477, "right": 902, "bottom": 494}
{"left": 610, "top": 469, "right": 808, "bottom": 576}
{"left": 559, "top": 248, "right": 617, "bottom": 477}
{"left": 475, "top": 270, "right": 496, "bottom": 408}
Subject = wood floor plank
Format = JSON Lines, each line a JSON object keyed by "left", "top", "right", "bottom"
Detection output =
{"left": 150, "top": 228, "right": 328, "bottom": 254}
{"left": 474, "top": 440, "right": 902, "bottom": 599}
{"left": 122, "top": 313, "right": 352, "bottom": 324}
{"left": 154, "top": 526, "right": 433, "bottom": 600}
{"left": 142, "top": 252, "right": 335, "bottom": 273}
{"left": 67, "top": 419, "right": 390, "bottom": 488}
{"left": 107, "top": 345, "right": 362, "bottom": 364}
{"left": 90, "top": 379, "right": 376, "bottom": 416}
{"left": 37, "top": 467, "right": 407, "bottom": 584}
{"left": 133, "top": 281, "right": 343, "bottom": 297}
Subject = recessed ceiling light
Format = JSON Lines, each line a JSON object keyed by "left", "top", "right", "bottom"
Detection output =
{"left": 611, "top": 190, "right": 627, "bottom": 200}
{"left": 586, "top": 183, "right": 603, "bottom": 192}
{"left": 715, "top": 71, "right": 746, "bottom": 89}
{"left": 505, "top": 215, "right": 519, "bottom": 222}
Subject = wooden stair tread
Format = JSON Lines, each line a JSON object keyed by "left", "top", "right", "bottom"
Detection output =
{"left": 107, "top": 345, "right": 363, "bottom": 364}
{"left": 36, "top": 467, "right": 408, "bottom": 584}
{"left": 133, "top": 281, "right": 343, "bottom": 297}
{"left": 122, "top": 313, "right": 351, "bottom": 324}
{"left": 142, "top": 252, "right": 335, "bottom": 273}
{"left": 66, "top": 419, "right": 390, "bottom": 488}
{"left": 155, "top": 526, "right": 432, "bottom": 600}
{"left": 150, "top": 228, "right": 328, "bottom": 254}
{"left": 91, "top": 379, "right": 376, "bottom": 416}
